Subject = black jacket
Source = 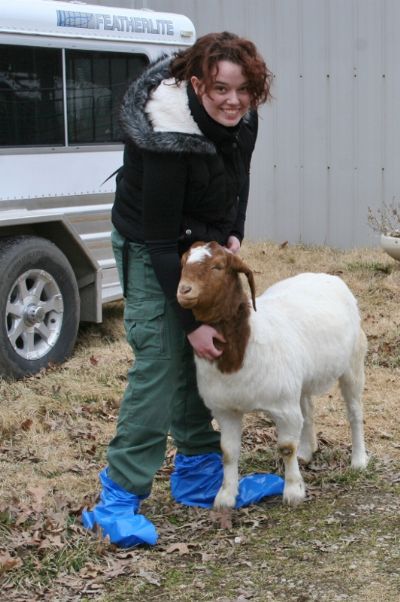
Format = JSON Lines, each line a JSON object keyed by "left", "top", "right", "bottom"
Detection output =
{"left": 112, "top": 56, "right": 258, "bottom": 332}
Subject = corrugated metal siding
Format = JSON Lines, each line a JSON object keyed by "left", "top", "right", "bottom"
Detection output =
{"left": 80, "top": 0, "right": 400, "bottom": 248}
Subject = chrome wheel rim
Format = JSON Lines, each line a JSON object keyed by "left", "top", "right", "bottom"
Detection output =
{"left": 6, "top": 269, "right": 64, "bottom": 360}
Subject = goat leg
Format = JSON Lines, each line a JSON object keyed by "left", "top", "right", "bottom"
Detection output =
{"left": 274, "top": 408, "right": 306, "bottom": 505}
{"left": 298, "top": 394, "right": 318, "bottom": 463}
{"left": 213, "top": 409, "right": 243, "bottom": 509}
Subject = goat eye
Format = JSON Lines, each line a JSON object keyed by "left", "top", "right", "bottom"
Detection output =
{"left": 211, "top": 264, "right": 223, "bottom": 271}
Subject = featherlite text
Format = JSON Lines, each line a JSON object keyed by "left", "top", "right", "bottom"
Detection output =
{"left": 56, "top": 10, "right": 174, "bottom": 36}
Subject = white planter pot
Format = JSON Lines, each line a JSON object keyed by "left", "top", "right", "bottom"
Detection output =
{"left": 381, "top": 233, "right": 400, "bottom": 261}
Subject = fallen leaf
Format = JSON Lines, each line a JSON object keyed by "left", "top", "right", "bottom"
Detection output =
{"left": 20, "top": 418, "right": 33, "bottom": 431}
{"left": 166, "top": 542, "right": 190, "bottom": 555}
{"left": 115, "top": 550, "right": 139, "bottom": 560}
{"left": 378, "top": 430, "right": 393, "bottom": 440}
{"left": 80, "top": 562, "right": 101, "bottom": 579}
{"left": 139, "top": 568, "right": 161, "bottom": 586}
{"left": 328, "top": 269, "right": 344, "bottom": 276}
{"left": 0, "top": 552, "right": 23, "bottom": 574}
{"left": 210, "top": 508, "right": 233, "bottom": 530}
{"left": 27, "top": 486, "right": 48, "bottom": 513}
{"left": 38, "top": 534, "right": 64, "bottom": 549}
{"left": 237, "top": 593, "right": 254, "bottom": 601}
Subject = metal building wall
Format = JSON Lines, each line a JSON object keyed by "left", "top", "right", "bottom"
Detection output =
{"left": 78, "top": 0, "right": 400, "bottom": 248}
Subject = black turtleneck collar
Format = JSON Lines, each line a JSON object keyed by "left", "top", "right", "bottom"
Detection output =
{"left": 187, "top": 81, "right": 242, "bottom": 149}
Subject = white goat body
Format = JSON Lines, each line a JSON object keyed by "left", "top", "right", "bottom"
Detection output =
{"left": 178, "top": 244, "right": 368, "bottom": 507}
{"left": 196, "top": 272, "right": 361, "bottom": 414}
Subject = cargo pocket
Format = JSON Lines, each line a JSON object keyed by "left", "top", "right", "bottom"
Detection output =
{"left": 124, "top": 298, "right": 170, "bottom": 359}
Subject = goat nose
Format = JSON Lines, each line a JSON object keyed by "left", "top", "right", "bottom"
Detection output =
{"left": 179, "top": 284, "right": 192, "bottom": 295}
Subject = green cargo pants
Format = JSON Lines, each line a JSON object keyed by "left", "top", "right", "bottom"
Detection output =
{"left": 107, "top": 230, "right": 221, "bottom": 495}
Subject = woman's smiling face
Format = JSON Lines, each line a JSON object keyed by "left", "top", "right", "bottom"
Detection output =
{"left": 190, "top": 60, "right": 251, "bottom": 127}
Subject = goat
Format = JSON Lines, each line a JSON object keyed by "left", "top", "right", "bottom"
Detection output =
{"left": 177, "top": 241, "right": 368, "bottom": 508}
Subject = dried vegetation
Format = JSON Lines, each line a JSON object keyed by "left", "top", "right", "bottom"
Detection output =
{"left": 1, "top": 241, "right": 399, "bottom": 602}
{"left": 367, "top": 202, "right": 400, "bottom": 237}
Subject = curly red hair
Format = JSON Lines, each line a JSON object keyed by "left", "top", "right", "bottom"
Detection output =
{"left": 170, "top": 31, "right": 273, "bottom": 108}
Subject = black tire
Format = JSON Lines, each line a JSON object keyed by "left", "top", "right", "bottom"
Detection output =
{"left": 0, "top": 236, "right": 80, "bottom": 379}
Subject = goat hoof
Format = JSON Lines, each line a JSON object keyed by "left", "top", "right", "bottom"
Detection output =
{"left": 297, "top": 448, "right": 313, "bottom": 464}
{"left": 283, "top": 481, "right": 306, "bottom": 506}
{"left": 213, "top": 488, "right": 237, "bottom": 509}
{"left": 351, "top": 453, "right": 368, "bottom": 470}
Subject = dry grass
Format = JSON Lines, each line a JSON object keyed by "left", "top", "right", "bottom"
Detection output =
{"left": 0, "top": 241, "right": 399, "bottom": 601}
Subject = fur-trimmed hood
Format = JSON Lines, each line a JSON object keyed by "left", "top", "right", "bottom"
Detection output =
{"left": 120, "top": 55, "right": 216, "bottom": 155}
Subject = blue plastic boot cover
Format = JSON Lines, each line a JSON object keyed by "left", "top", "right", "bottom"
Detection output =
{"left": 171, "top": 453, "right": 284, "bottom": 509}
{"left": 82, "top": 467, "right": 158, "bottom": 547}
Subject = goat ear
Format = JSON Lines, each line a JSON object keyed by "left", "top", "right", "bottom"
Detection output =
{"left": 228, "top": 254, "right": 257, "bottom": 311}
{"left": 181, "top": 251, "right": 189, "bottom": 266}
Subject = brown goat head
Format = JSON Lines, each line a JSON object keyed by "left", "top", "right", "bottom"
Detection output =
{"left": 177, "top": 242, "right": 256, "bottom": 323}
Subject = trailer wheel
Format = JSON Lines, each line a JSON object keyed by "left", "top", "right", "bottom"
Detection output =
{"left": 0, "top": 236, "right": 80, "bottom": 379}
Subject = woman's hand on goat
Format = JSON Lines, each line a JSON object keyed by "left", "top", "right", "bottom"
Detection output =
{"left": 225, "top": 235, "right": 241, "bottom": 255}
{"left": 187, "top": 325, "right": 226, "bottom": 360}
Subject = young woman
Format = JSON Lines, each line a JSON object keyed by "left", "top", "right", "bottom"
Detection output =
{"left": 83, "top": 32, "right": 281, "bottom": 547}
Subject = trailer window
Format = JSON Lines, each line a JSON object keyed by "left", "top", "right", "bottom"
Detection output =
{"left": 0, "top": 46, "right": 63, "bottom": 147}
{"left": 0, "top": 46, "right": 148, "bottom": 147}
{"left": 66, "top": 51, "right": 148, "bottom": 144}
